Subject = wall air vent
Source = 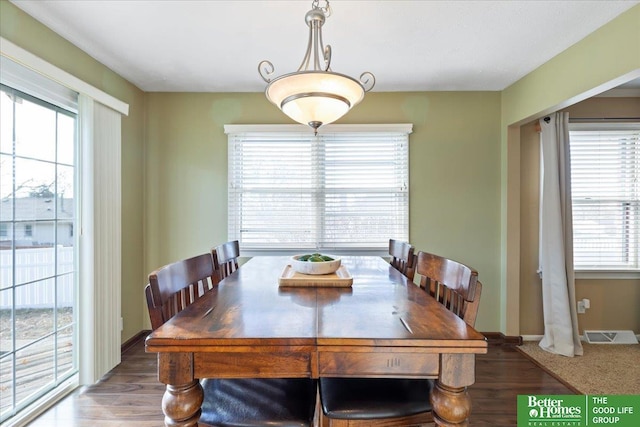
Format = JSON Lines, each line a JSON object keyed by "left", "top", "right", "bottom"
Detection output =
{"left": 584, "top": 330, "right": 638, "bottom": 344}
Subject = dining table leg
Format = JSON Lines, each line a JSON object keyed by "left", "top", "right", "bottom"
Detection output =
{"left": 431, "top": 353, "right": 475, "bottom": 426}
{"left": 158, "top": 353, "right": 204, "bottom": 427}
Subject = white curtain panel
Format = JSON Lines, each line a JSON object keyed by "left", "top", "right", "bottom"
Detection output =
{"left": 538, "top": 112, "right": 583, "bottom": 357}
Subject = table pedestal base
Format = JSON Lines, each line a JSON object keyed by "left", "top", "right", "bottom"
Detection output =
{"left": 431, "top": 382, "right": 471, "bottom": 427}
{"left": 161, "top": 380, "right": 203, "bottom": 427}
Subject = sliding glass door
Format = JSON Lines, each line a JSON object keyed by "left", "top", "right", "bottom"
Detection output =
{"left": 0, "top": 84, "right": 78, "bottom": 422}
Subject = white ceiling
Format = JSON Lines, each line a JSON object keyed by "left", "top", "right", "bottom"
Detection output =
{"left": 10, "top": 0, "right": 640, "bottom": 93}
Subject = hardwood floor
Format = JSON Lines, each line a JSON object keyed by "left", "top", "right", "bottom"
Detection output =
{"left": 28, "top": 339, "right": 574, "bottom": 426}
{"left": 469, "top": 345, "right": 574, "bottom": 426}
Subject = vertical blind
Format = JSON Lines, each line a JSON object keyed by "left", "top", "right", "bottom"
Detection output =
{"left": 569, "top": 123, "right": 639, "bottom": 270}
{"left": 226, "top": 125, "right": 411, "bottom": 254}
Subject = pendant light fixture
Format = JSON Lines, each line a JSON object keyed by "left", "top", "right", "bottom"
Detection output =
{"left": 258, "top": 0, "right": 375, "bottom": 134}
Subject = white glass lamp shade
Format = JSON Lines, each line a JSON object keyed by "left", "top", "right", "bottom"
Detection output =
{"left": 265, "top": 71, "right": 365, "bottom": 127}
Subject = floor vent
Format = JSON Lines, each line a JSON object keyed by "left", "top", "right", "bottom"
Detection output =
{"left": 584, "top": 330, "right": 638, "bottom": 344}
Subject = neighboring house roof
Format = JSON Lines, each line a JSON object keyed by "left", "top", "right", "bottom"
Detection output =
{"left": 0, "top": 197, "right": 74, "bottom": 222}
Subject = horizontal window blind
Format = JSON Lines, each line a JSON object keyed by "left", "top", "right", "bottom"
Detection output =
{"left": 569, "top": 123, "right": 639, "bottom": 270}
{"left": 226, "top": 125, "right": 411, "bottom": 254}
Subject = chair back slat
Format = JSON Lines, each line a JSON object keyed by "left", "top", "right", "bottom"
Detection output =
{"left": 146, "top": 253, "right": 219, "bottom": 330}
{"left": 416, "top": 251, "right": 481, "bottom": 327}
{"left": 461, "top": 280, "right": 482, "bottom": 325}
{"left": 389, "top": 239, "right": 416, "bottom": 281}
{"left": 144, "top": 284, "right": 164, "bottom": 330}
{"left": 213, "top": 240, "right": 240, "bottom": 280}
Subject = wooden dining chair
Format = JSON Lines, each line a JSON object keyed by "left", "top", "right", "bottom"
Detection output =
{"left": 145, "top": 253, "right": 317, "bottom": 427}
{"left": 388, "top": 239, "right": 416, "bottom": 281}
{"left": 415, "top": 250, "right": 481, "bottom": 326}
{"left": 318, "top": 250, "right": 482, "bottom": 427}
{"left": 145, "top": 253, "right": 219, "bottom": 329}
{"left": 213, "top": 239, "right": 240, "bottom": 280}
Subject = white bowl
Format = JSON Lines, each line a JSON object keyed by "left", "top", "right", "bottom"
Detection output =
{"left": 291, "top": 254, "right": 341, "bottom": 275}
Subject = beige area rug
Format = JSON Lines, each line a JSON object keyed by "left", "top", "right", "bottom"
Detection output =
{"left": 518, "top": 342, "right": 640, "bottom": 395}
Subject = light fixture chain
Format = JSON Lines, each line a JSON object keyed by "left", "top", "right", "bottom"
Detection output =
{"left": 312, "top": 0, "right": 331, "bottom": 18}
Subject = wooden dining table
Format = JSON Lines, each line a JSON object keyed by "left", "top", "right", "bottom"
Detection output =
{"left": 145, "top": 256, "right": 488, "bottom": 427}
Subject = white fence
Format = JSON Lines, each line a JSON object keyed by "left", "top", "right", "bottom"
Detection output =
{"left": 0, "top": 247, "right": 74, "bottom": 309}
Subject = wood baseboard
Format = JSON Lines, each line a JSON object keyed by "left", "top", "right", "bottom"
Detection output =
{"left": 121, "top": 330, "right": 151, "bottom": 354}
{"left": 482, "top": 332, "right": 523, "bottom": 346}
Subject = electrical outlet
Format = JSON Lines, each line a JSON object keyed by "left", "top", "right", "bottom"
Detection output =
{"left": 577, "top": 298, "right": 590, "bottom": 314}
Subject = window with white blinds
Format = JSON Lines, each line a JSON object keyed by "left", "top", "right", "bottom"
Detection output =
{"left": 225, "top": 124, "right": 411, "bottom": 255}
{"left": 569, "top": 123, "right": 640, "bottom": 271}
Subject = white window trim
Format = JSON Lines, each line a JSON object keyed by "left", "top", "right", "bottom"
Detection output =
{"left": 224, "top": 123, "right": 413, "bottom": 135}
{"left": 569, "top": 122, "right": 639, "bottom": 131}
{"left": 569, "top": 121, "right": 640, "bottom": 279}
{"left": 0, "top": 37, "right": 128, "bottom": 116}
{"left": 575, "top": 270, "right": 640, "bottom": 280}
{"left": 2, "top": 376, "right": 77, "bottom": 427}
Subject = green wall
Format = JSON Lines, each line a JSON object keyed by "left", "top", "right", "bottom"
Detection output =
{"left": 1, "top": 0, "right": 147, "bottom": 343}
{"left": 146, "top": 92, "right": 502, "bottom": 331}
{"left": 502, "top": 4, "right": 640, "bottom": 126}
{"left": 4, "top": 0, "right": 638, "bottom": 338}
{"left": 499, "top": 4, "right": 640, "bottom": 334}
